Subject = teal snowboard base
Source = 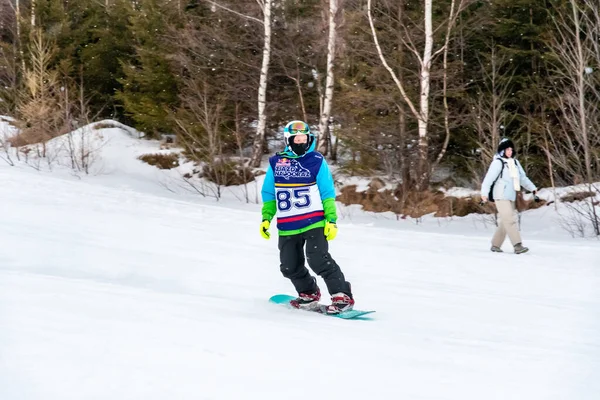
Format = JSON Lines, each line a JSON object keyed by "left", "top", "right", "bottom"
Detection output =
{"left": 269, "top": 294, "right": 375, "bottom": 320}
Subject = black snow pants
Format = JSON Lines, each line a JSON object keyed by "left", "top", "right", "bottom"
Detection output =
{"left": 278, "top": 227, "right": 352, "bottom": 298}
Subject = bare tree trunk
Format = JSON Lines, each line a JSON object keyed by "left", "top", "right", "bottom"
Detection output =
{"left": 15, "top": 0, "right": 26, "bottom": 73}
{"left": 317, "top": 0, "right": 339, "bottom": 155}
{"left": 250, "top": 0, "right": 273, "bottom": 167}
{"left": 368, "top": 0, "right": 418, "bottom": 186}
{"left": 587, "top": 0, "right": 600, "bottom": 176}
{"left": 471, "top": 44, "right": 515, "bottom": 167}
{"left": 367, "top": 0, "right": 419, "bottom": 120}
{"left": 330, "top": 129, "right": 338, "bottom": 162}
{"left": 368, "top": 0, "right": 467, "bottom": 190}
{"left": 294, "top": 60, "right": 308, "bottom": 122}
{"left": 397, "top": 0, "right": 409, "bottom": 186}
{"left": 396, "top": 103, "right": 409, "bottom": 185}
{"left": 416, "top": 0, "right": 434, "bottom": 189}
{"left": 31, "top": 0, "right": 36, "bottom": 27}
{"left": 571, "top": 1, "right": 592, "bottom": 182}
{"left": 234, "top": 103, "right": 249, "bottom": 203}
{"left": 490, "top": 45, "right": 501, "bottom": 147}
{"left": 551, "top": 0, "right": 598, "bottom": 184}
{"left": 280, "top": 56, "right": 307, "bottom": 122}
{"left": 542, "top": 124, "right": 558, "bottom": 210}
{"left": 434, "top": 0, "right": 459, "bottom": 168}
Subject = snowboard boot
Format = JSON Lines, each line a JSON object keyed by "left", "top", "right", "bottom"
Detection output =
{"left": 290, "top": 287, "right": 321, "bottom": 311}
{"left": 514, "top": 243, "right": 529, "bottom": 254}
{"left": 325, "top": 293, "right": 355, "bottom": 314}
{"left": 491, "top": 245, "right": 503, "bottom": 253}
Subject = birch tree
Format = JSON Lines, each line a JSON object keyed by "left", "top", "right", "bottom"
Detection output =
{"left": 5, "top": 0, "right": 25, "bottom": 73}
{"left": 367, "top": 0, "right": 468, "bottom": 189}
{"left": 249, "top": 0, "right": 272, "bottom": 167}
{"left": 198, "top": 1, "right": 270, "bottom": 167}
{"left": 15, "top": 0, "right": 23, "bottom": 70}
{"left": 316, "top": 0, "right": 341, "bottom": 155}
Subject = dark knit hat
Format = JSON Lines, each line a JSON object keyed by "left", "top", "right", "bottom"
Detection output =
{"left": 497, "top": 138, "right": 515, "bottom": 157}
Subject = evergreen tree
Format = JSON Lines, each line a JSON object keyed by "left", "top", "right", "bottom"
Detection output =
{"left": 115, "top": 0, "right": 180, "bottom": 137}
{"left": 72, "top": 0, "right": 135, "bottom": 117}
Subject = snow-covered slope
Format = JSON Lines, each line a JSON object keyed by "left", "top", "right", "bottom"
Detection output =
{"left": 1, "top": 157, "right": 599, "bottom": 399}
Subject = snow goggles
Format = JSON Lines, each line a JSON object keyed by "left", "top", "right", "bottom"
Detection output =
{"left": 287, "top": 121, "right": 310, "bottom": 135}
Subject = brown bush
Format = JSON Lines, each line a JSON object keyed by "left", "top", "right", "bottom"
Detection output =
{"left": 363, "top": 190, "right": 398, "bottom": 213}
{"left": 138, "top": 153, "right": 180, "bottom": 169}
{"left": 369, "top": 177, "right": 386, "bottom": 191}
{"left": 435, "top": 196, "right": 489, "bottom": 217}
{"left": 337, "top": 180, "right": 549, "bottom": 219}
{"left": 401, "top": 190, "right": 444, "bottom": 218}
{"left": 202, "top": 160, "right": 256, "bottom": 186}
{"left": 93, "top": 123, "right": 118, "bottom": 130}
{"left": 337, "top": 181, "right": 447, "bottom": 217}
{"left": 338, "top": 185, "right": 364, "bottom": 205}
{"left": 7, "top": 125, "right": 70, "bottom": 147}
{"left": 560, "top": 191, "right": 596, "bottom": 203}
{"left": 8, "top": 132, "right": 38, "bottom": 147}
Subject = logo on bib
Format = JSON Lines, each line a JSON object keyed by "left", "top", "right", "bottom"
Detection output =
{"left": 274, "top": 158, "right": 311, "bottom": 180}
{"left": 276, "top": 158, "right": 291, "bottom": 167}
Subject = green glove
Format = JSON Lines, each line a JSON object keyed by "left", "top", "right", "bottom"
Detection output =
{"left": 324, "top": 221, "right": 337, "bottom": 241}
{"left": 260, "top": 220, "right": 271, "bottom": 239}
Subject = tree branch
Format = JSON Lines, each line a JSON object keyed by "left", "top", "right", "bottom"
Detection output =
{"left": 201, "top": 0, "right": 263, "bottom": 25}
{"left": 367, "top": 0, "right": 419, "bottom": 120}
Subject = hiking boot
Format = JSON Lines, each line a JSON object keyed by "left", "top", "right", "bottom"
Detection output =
{"left": 514, "top": 243, "right": 529, "bottom": 254}
{"left": 491, "top": 246, "right": 503, "bottom": 253}
{"left": 290, "top": 287, "right": 321, "bottom": 311}
{"left": 325, "top": 292, "right": 355, "bottom": 314}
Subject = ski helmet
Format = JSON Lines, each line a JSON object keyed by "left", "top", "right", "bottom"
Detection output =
{"left": 283, "top": 120, "right": 314, "bottom": 156}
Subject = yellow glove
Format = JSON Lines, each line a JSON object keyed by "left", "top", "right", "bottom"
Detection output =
{"left": 324, "top": 221, "right": 338, "bottom": 241}
{"left": 260, "top": 220, "right": 271, "bottom": 239}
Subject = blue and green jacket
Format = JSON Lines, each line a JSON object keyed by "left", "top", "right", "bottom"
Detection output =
{"left": 261, "top": 146, "right": 337, "bottom": 236}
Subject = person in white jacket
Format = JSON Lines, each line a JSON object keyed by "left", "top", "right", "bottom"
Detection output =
{"left": 481, "top": 138, "right": 538, "bottom": 254}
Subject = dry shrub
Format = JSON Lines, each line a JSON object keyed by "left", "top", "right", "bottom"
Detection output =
{"left": 560, "top": 191, "right": 596, "bottom": 203}
{"left": 435, "top": 196, "right": 489, "bottom": 217}
{"left": 10, "top": 30, "right": 67, "bottom": 150}
{"left": 338, "top": 185, "right": 364, "bottom": 205}
{"left": 337, "top": 179, "right": 548, "bottom": 218}
{"left": 8, "top": 132, "right": 40, "bottom": 147}
{"left": 93, "top": 122, "right": 118, "bottom": 130}
{"left": 8, "top": 124, "right": 69, "bottom": 147}
{"left": 401, "top": 190, "right": 445, "bottom": 218}
{"left": 517, "top": 197, "right": 547, "bottom": 211}
{"left": 138, "top": 153, "right": 180, "bottom": 169}
{"left": 337, "top": 179, "right": 444, "bottom": 217}
{"left": 202, "top": 160, "right": 255, "bottom": 186}
{"left": 337, "top": 179, "right": 401, "bottom": 213}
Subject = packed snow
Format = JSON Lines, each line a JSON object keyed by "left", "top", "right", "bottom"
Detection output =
{"left": 0, "top": 122, "right": 599, "bottom": 400}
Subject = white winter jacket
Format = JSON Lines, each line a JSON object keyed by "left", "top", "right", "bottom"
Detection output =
{"left": 481, "top": 155, "right": 537, "bottom": 202}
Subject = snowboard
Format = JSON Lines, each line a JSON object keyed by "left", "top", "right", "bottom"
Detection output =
{"left": 269, "top": 294, "right": 375, "bottom": 320}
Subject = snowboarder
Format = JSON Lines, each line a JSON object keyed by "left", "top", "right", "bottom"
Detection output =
{"left": 259, "top": 120, "right": 354, "bottom": 314}
{"left": 481, "top": 138, "right": 539, "bottom": 254}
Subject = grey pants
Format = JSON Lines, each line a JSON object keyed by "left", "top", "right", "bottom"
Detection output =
{"left": 492, "top": 200, "right": 522, "bottom": 247}
{"left": 278, "top": 227, "right": 352, "bottom": 297}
